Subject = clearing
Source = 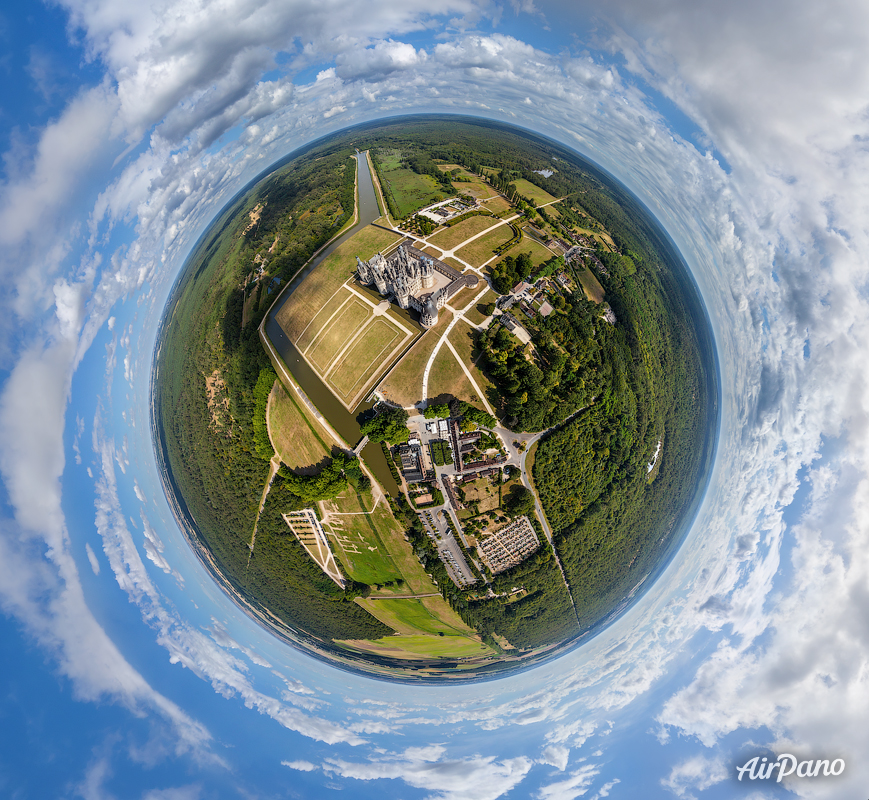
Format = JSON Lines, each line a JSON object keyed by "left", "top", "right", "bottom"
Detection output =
{"left": 576, "top": 264, "right": 606, "bottom": 303}
{"left": 267, "top": 380, "right": 332, "bottom": 473}
{"left": 513, "top": 178, "right": 558, "bottom": 206}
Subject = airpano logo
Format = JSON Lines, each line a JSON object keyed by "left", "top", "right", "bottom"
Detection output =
{"left": 736, "top": 754, "right": 845, "bottom": 782}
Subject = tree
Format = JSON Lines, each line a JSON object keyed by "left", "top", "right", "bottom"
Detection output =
{"left": 504, "top": 485, "right": 535, "bottom": 516}
{"left": 360, "top": 406, "right": 410, "bottom": 443}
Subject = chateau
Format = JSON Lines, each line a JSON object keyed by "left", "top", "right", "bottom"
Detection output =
{"left": 356, "top": 241, "right": 478, "bottom": 328}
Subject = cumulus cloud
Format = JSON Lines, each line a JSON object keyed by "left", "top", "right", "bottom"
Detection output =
{"left": 323, "top": 746, "right": 534, "bottom": 800}
{"left": 660, "top": 754, "right": 728, "bottom": 799}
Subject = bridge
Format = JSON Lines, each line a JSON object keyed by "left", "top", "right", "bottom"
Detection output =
{"left": 353, "top": 435, "right": 370, "bottom": 456}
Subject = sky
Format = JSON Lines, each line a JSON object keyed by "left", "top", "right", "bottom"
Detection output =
{"left": 1, "top": 1, "right": 868, "bottom": 798}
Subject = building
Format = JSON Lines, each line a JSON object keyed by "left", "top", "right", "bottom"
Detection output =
{"left": 476, "top": 515, "right": 540, "bottom": 574}
{"left": 397, "top": 443, "right": 425, "bottom": 483}
{"left": 356, "top": 241, "right": 478, "bottom": 328}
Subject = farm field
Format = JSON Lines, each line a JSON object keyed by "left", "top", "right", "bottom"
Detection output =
{"left": 455, "top": 224, "right": 514, "bottom": 267}
{"left": 376, "top": 150, "right": 445, "bottom": 217}
{"left": 276, "top": 224, "right": 401, "bottom": 342}
{"left": 377, "top": 312, "right": 451, "bottom": 405}
{"left": 337, "top": 634, "right": 493, "bottom": 660}
{"left": 266, "top": 381, "right": 331, "bottom": 473}
{"left": 513, "top": 178, "right": 558, "bottom": 206}
{"left": 428, "top": 215, "right": 497, "bottom": 250}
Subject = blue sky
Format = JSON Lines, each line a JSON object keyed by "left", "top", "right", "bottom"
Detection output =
{"left": 2, "top": 1, "right": 869, "bottom": 798}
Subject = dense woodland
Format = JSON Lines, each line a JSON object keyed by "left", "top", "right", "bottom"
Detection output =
{"left": 155, "top": 116, "right": 716, "bottom": 666}
{"left": 155, "top": 138, "right": 393, "bottom": 644}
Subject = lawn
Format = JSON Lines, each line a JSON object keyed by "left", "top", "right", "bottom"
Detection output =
{"left": 319, "top": 488, "right": 405, "bottom": 585}
{"left": 267, "top": 381, "right": 332, "bottom": 473}
{"left": 448, "top": 318, "right": 496, "bottom": 402}
{"left": 427, "top": 345, "right": 475, "bottom": 405}
{"left": 513, "top": 236, "right": 559, "bottom": 268}
{"left": 455, "top": 224, "right": 515, "bottom": 267}
{"left": 296, "top": 286, "right": 353, "bottom": 352}
{"left": 354, "top": 597, "right": 469, "bottom": 636}
{"left": 513, "top": 178, "right": 558, "bottom": 206}
{"left": 275, "top": 224, "right": 401, "bottom": 342}
{"left": 576, "top": 264, "right": 605, "bottom": 303}
{"left": 482, "top": 195, "right": 513, "bottom": 214}
{"left": 328, "top": 318, "right": 405, "bottom": 402}
{"left": 462, "top": 476, "right": 501, "bottom": 513}
{"left": 463, "top": 288, "right": 498, "bottom": 325}
{"left": 377, "top": 312, "right": 451, "bottom": 406}
{"left": 427, "top": 215, "right": 498, "bottom": 251}
{"left": 306, "top": 297, "right": 371, "bottom": 371}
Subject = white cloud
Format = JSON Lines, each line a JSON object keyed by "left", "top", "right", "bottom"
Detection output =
{"left": 282, "top": 760, "right": 318, "bottom": 771}
{"left": 660, "top": 754, "right": 728, "bottom": 799}
{"left": 324, "top": 747, "right": 534, "bottom": 800}
{"left": 536, "top": 764, "right": 599, "bottom": 800}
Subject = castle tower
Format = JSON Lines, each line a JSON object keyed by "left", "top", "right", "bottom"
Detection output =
{"left": 421, "top": 255, "right": 435, "bottom": 289}
{"left": 356, "top": 256, "right": 371, "bottom": 284}
{"left": 420, "top": 293, "right": 439, "bottom": 329}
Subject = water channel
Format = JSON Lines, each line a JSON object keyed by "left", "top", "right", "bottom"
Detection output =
{"left": 263, "top": 152, "right": 402, "bottom": 495}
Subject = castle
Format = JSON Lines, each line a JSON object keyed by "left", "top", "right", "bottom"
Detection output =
{"left": 356, "top": 241, "right": 479, "bottom": 329}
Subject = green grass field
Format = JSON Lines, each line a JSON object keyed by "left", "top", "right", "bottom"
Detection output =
{"left": 377, "top": 312, "right": 451, "bottom": 405}
{"left": 455, "top": 224, "right": 515, "bottom": 267}
{"left": 307, "top": 298, "right": 371, "bottom": 370}
{"left": 463, "top": 288, "right": 498, "bottom": 325}
{"left": 514, "top": 236, "right": 559, "bottom": 267}
{"left": 483, "top": 195, "right": 513, "bottom": 214}
{"left": 328, "top": 317, "right": 407, "bottom": 404}
{"left": 448, "top": 318, "right": 496, "bottom": 401}
{"left": 320, "top": 489, "right": 404, "bottom": 585}
{"left": 514, "top": 178, "right": 558, "bottom": 206}
{"left": 276, "top": 224, "right": 401, "bottom": 342}
{"left": 355, "top": 598, "right": 469, "bottom": 636}
{"left": 297, "top": 286, "right": 354, "bottom": 351}
{"left": 427, "top": 215, "right": 497, "bottom": 251}
{"left": 267, "top": 381, "right": 332, "bottom": 473}
{"left": 576, "top": 264, "right": 606, "bottom": 303}
{"left": 427, "top": 345, "right": 475, "bottom": 404}
{"left": 377, "top": 151, "right": 445, "bottom": 217}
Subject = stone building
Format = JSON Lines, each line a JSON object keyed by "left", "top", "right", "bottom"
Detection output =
{"left": 356, "top": 240, "right": 479, "bottom": 329}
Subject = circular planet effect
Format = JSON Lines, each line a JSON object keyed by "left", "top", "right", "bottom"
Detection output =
{"left": 154, "top": 114, "right": 719, "bottom": 681}
{"left": 1, "top": 2, "right": 868, "bottom": 798}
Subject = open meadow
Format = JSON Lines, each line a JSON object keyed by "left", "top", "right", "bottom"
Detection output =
{"left": 513, "top": 177, "right": 558, "bottom": 206}
{"left": 266, "top": 381, "right": 332, "bottom": 473}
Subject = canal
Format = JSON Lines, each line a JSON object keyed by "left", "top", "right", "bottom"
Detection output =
{"left": 263, "top": 151, "right": 401, "bottom": 495}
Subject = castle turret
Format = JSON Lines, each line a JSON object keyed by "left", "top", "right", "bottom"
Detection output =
{"left": 420, "top": 293, "right": 439, "bottom": 328}
{"left": 356, "top": 256, "right": 371, "bottom": 284}
{"left": 421, "top": 256, "right": 435, "bottom": 289}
